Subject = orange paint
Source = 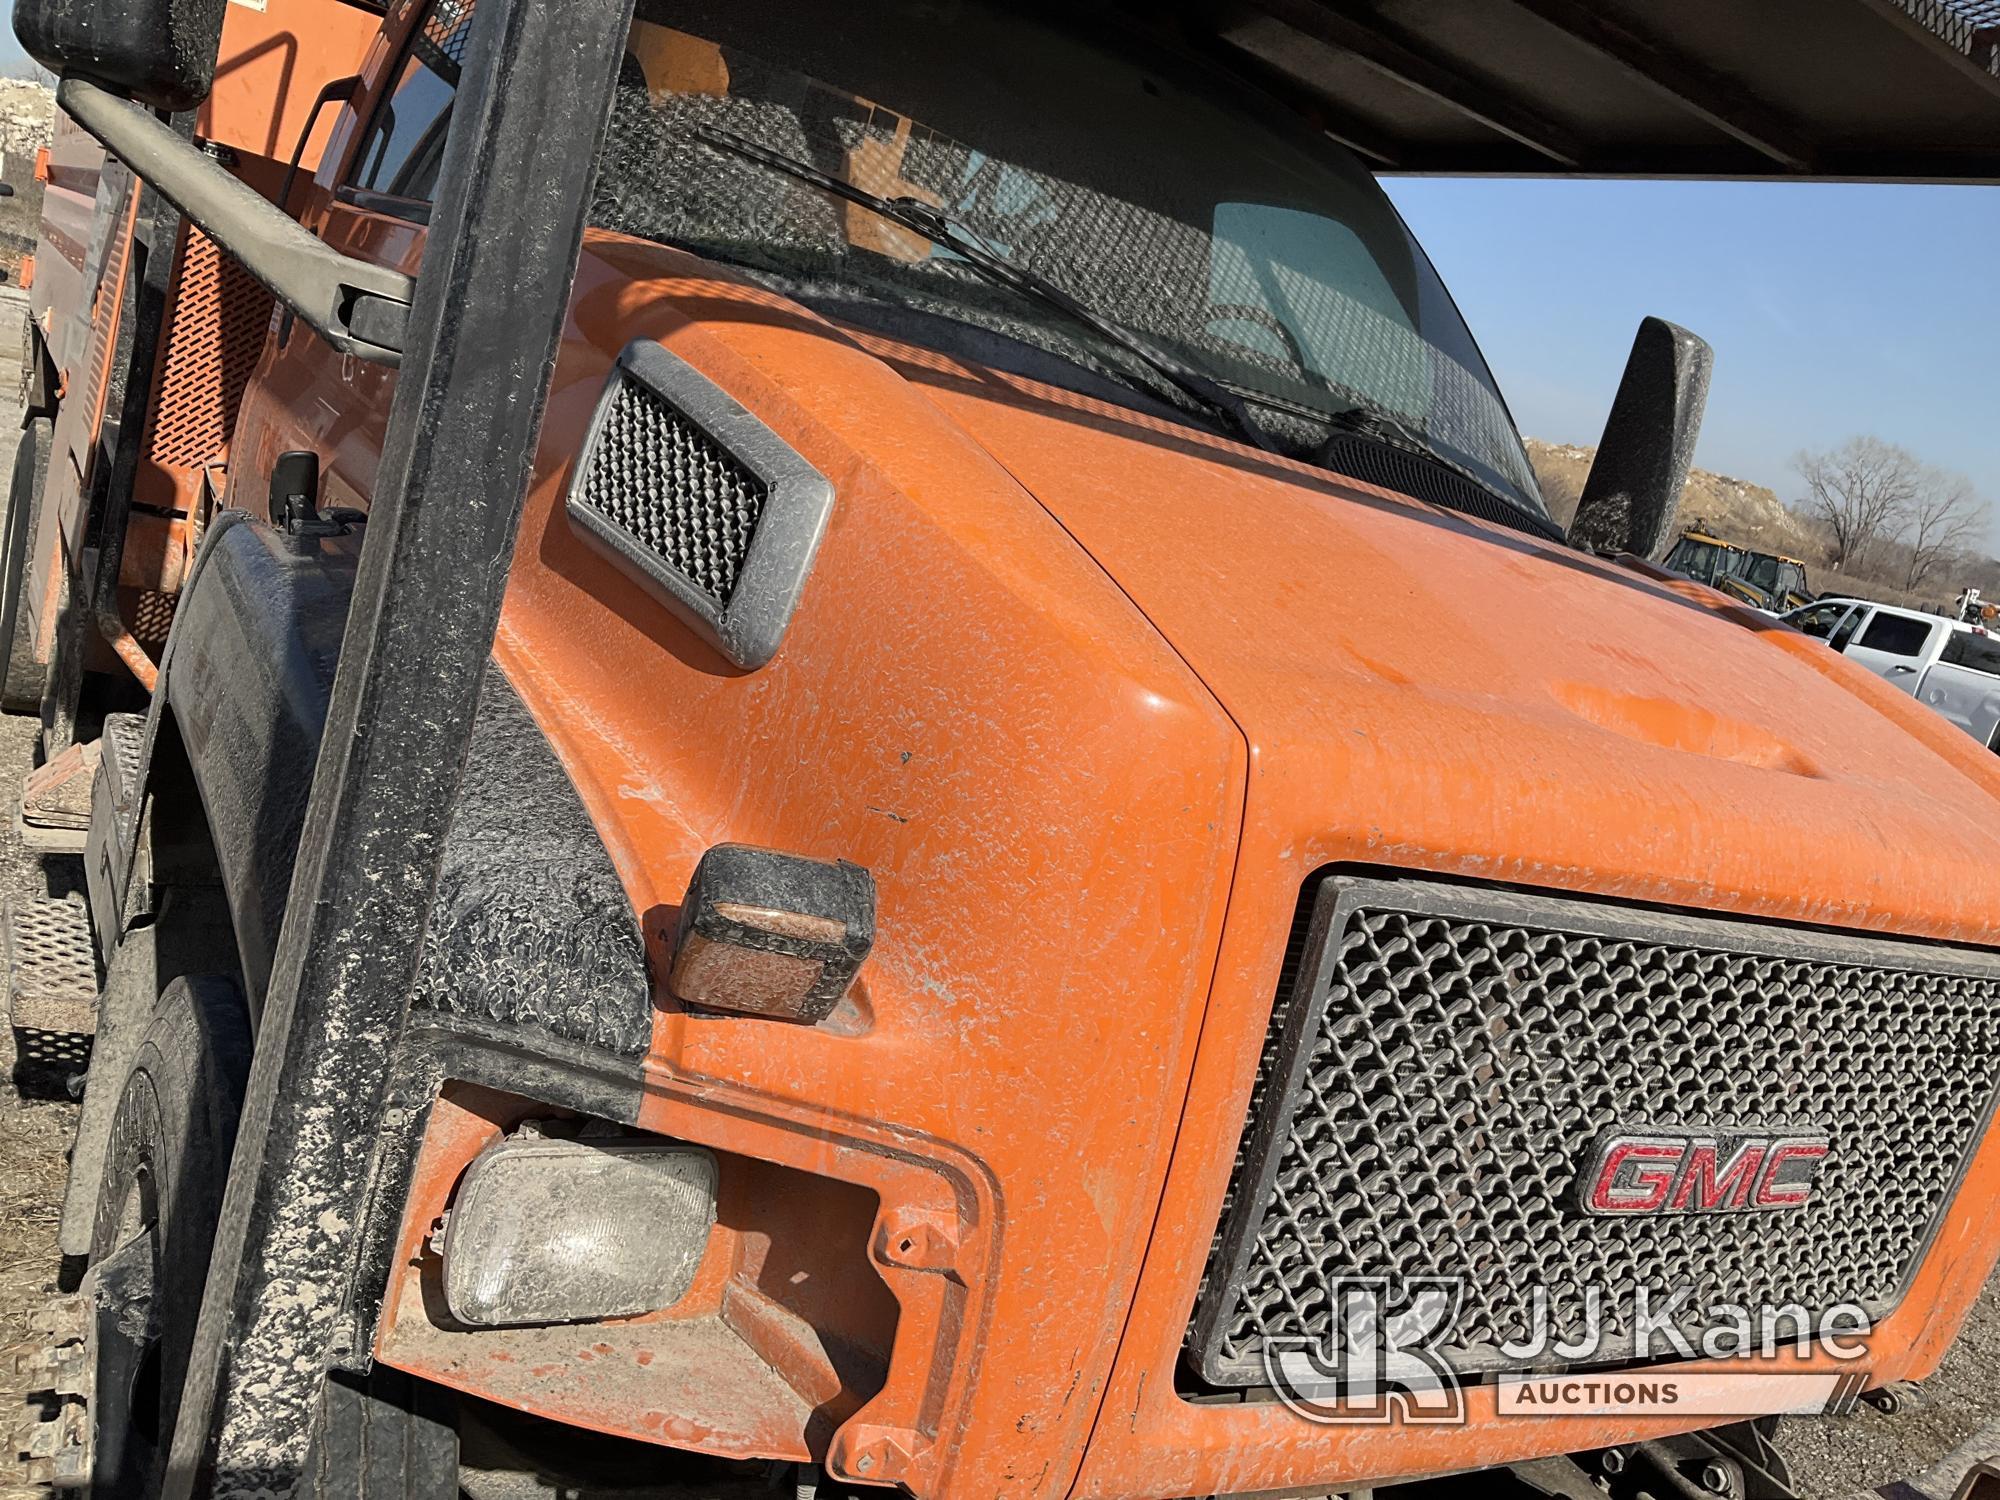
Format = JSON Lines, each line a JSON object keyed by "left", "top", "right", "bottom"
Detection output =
{"left": 351, "top": 235, "right": 2000, "bottom": 1497}
{"left": 35, "top": 2, "right": 2000, "bottom": 1492}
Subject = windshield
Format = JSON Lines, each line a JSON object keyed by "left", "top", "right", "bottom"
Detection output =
{"left": 1740, "top": 554, "right": 1781, "bottom": 594}
{"left": 1666, "top": 538, "right": 1736, "bottom": 587}
{"left": 590, "top": 0, "right": 1547, "bottom": 523}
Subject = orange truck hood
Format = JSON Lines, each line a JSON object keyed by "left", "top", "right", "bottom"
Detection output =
{"left": 904, "top": 360, "right": 2000, "bottom": 946}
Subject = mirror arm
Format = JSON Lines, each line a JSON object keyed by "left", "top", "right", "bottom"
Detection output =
{"left": 58, "top": 77, "right": 412, "bottom": 365}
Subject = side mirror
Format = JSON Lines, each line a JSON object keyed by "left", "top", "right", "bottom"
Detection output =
{"left": 14, "top": 0, "right": 230, "bottom": 112}
{"left": 1568, "top": 317, "right": 1714, "bottom": 562}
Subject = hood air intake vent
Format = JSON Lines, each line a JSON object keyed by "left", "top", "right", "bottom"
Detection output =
{"left": 568, "top": 341, "right": 833, "bottom": 669}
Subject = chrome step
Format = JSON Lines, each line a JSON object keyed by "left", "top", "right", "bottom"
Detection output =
{"left": 3, "top": 896, "right": 97, "bottom": 1098}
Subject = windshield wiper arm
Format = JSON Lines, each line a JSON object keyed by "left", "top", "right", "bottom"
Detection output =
{"left": 1314, "top": 401, "right": 1543, "bottom": 518}
{"left": 693, "top": 125, "right": 1275, "bottom": 452}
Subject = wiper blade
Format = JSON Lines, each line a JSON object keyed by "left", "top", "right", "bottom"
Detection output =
{"left": 693, "top": 125, "right": 1275, "bottom": 452}
{"left": 1316, "top": 401, "right": 1540, "bottom": 516}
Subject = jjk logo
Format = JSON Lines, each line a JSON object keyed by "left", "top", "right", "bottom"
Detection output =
{"left": 1263, "top": 1277, "right": 1466, "bottom": 1425}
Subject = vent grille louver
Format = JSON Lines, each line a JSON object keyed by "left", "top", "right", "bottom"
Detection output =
{"left": 565, "top": 342, "right": 834, "bottom": 670}
{"left": 577, "top": 376, "right": 769, "bottom": 606}
{"left": 1188, "top": 874, "right": 2000, "bottom": 1384}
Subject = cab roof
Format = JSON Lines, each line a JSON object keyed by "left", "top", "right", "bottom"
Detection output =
{"left": 1185, "top": 0, "right": 2000, "bottom": 180}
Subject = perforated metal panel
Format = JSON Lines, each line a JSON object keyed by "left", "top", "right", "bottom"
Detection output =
{"left": 416, "top": 0, "right": 478, "bottom": 77}
{"left": 132, "top": 589, "right": 177, "bottom": 643}
{"left": 5, "top": 895, "right": 98, "bottom": 1096}
{"left": 1896, "top": 0, "right": 2000, "bottom": 56}
{"left": 145, "top": 227, "right": 275, "bottom": 471}
{"left": 1189, "top": 876, "right": 2000, "bottom": 1382}
{"left": 578, "top": 375, "right": 769, "bottom": 606}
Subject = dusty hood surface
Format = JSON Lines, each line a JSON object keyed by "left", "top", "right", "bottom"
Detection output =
{"left": 903, "top": 359, "right": 2000, "bottom": 945}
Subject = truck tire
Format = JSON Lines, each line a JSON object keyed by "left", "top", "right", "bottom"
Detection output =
{"left": 0, "top": 415, "right": 52, "bottom": 713}
{"left": 305, "top": 1369, "right": 458, "bottom": 1500}
{"left": 85, "top": 976, "right": 458, "bottom": 1496}
{"left": 88, "top": 975, "right": 254, "bottom": 1495}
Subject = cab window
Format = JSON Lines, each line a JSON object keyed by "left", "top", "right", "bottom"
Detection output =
{"left": 1855, "top": 612, "right": 1933, "bottom": 657}
{"left": 587, "top": 0, "right": 1548, "bottom": 523}
{"left": 1941, "top": 630, "right": 2000, "bottom": 677}
{"left": 1789, "top": 601, "right": 1851, "bottom": 641}
{"left": 347, "top": 0, "right": 475, "bottom": 208}
{"left": 1827, "top": 609, "right": 1865, "bottom": 652}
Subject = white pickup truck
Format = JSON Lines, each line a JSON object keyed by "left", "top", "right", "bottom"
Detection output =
{"left": 1783, "top": 597, "right": 2000, "bottom": 748}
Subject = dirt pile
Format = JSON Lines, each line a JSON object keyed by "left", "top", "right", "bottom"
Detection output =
{"left": 0, "top": 80, "right": 53, "bottom": 276}
{"left": 1525, "top": 438, "right": 1813, "bottom": 556}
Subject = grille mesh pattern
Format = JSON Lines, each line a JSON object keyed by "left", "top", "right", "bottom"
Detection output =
{"left": 146, "top": 228, "right": 275, "bottom": 470}
{"left": 1893, "top": 0, "right": 2000, "bottom": 70}
{"left": 1193, "top": 879, "right": 2000, "bottom": 1381}
{"left": 132, "top": 590, "right": 177, "bottom": 644}
{"left": 415, "top": 0, "right": 476, "bottom": 80}
{"left": 578, "top": 375, "right": 768, "bottom": 604}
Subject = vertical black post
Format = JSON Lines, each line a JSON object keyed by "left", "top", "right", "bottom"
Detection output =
{"left": 161, "top": 0, "right": 634, "bottom": 1490}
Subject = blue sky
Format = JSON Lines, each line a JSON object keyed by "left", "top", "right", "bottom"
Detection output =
{"left": 1384, "top": 178, "right": 2000, "bottom": 548}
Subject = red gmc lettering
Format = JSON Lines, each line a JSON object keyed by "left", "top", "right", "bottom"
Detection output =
{"left": 1587, "top": 1139, "right": 1684, "bottom": 1212}
{"left": 1668, "top": 1141, "right": 1766, "bottom": 1211}
{"left": 1585, "top": 1132, "right": 1829, "bottom": 1216}
{"left": 1753, "top": 1139, "right": 1829, "bottom": 1209}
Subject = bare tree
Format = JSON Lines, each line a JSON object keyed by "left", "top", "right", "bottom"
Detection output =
{"left": 1904, "top": 467, "right": 1990, "bottom": 592}
{"left": 1793, "top": 437, "right": 1920, "bottom": 572}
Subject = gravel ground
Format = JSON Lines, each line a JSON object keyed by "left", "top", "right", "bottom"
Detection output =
{"left": 0, "top": 712, "right": 81, "bottom": 1500}
{"left": 0, "top": 288, "right": 1993, "bottom": 1497}
{"left": 0, "top": 286, "right": 87, "bottom": 1500}
{"left": 1786, "top": 1287, "right": 2000, "bottom": 1498}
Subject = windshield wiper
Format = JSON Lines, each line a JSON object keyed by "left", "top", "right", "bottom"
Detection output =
{"left": 1190, "top": 366, "right": 1541, "bottom": 522}
{"left": 692, "top": 125, "right": 1275, "bottom": 452}
{"left": 1312, "top": 400, "right": 1543, "bottom": 521}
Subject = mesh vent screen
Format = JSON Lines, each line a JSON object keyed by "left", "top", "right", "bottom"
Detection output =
{"left": 1894, "top": 0, "right": 2000, "bottom": 59}
{"left": 414, "top": 0, "right": 476, "bottom": 80}
{"left": 579, "top": 375, "right": 769, "bottom": 604}
{"left": 1192, "top": 879, "right": 2000, "bottom": 1382}
{"left": 145, "top": 227, "right": 275, "bottom": 470}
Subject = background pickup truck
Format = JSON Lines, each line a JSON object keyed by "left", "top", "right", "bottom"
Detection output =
{"left": 1785, "top": 597, "right": 2000, "bottom": 748}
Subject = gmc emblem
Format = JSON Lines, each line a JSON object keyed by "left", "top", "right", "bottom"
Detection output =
{"left": 1577, "top": 1128, "right": 1830, "bottom": 1216}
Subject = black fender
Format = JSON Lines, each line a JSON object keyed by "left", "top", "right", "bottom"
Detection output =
{"left": 94, "top": 509, "right": 652, "bottom": 1056}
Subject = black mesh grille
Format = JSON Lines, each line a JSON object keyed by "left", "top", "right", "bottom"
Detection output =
{"left": 1892, "top": 0, "right": 2000, "bottom": 66}
{"left": 1317, "top": 435, "right": 1564, "bottom": 544}
{"left": 1190, "top": 876, "right": 2000, "bottom": 1383}
{"left": 579, "top": 374, "right": 769, "bottom": 605}
{"left": 413, "top": 0, "right": 476, "bottom": 84}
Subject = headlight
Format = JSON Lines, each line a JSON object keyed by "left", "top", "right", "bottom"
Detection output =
{"left": 441, "top": 1131, "right": 718, "bottom": 1327}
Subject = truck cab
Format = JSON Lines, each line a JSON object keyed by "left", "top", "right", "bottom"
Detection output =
{"left": 1784, "top": 597, "right": 2000, "bottom": 748}
{"left": 7, "top": 1, "right": 2000, "bottom": 1498}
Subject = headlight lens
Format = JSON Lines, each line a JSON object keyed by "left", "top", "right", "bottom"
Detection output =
{"left": 441, "top": 1132, "right": 718, "bottom": 1327}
